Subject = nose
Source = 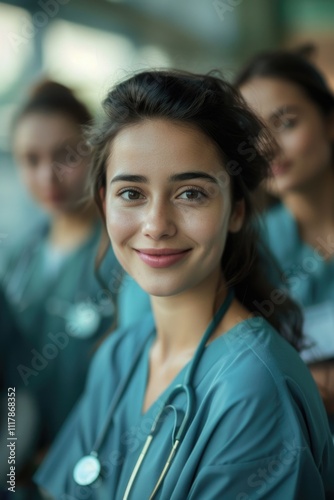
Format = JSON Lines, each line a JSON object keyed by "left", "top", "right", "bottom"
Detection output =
{"left": 269, "top": 131, "right": 286, "bottom": 159}
{"left": 37, "top": 160, "right": 60, "bottom": 186}
{"left": 142, "top": 198, "right": 177, "bottom": 240}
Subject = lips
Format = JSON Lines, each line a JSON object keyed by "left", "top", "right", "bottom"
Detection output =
{"left": 43, "top": 192, "right": 65, "bottom": 202}
{"left": 270, "top": 162, "right": 290, "bottom": 177}
{"left": 135, "top": 248, "right": 191, "bottom": 268}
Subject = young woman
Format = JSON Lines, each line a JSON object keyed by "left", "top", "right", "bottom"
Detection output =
{"left": 236, "top": 50, "right": 334, "bottom": 430}
{"left": 2, "top": 82, "right": 126, "bottom": 472}
{"left": 34, "top": 71, "right": 334, "bottom": 499}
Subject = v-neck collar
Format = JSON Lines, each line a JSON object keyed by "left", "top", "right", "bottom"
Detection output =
{"left": 137, "top": 316, "right": 261, "bottom": 420}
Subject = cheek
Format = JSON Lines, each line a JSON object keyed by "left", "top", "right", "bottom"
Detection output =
{"left": 105, "top": 206, "right": 139, "bottom": 247}
{"left": 303, "top": 131, "right": 332, "bottom": 165}
{"left": 19, "top": 168, "right": 41, "bottom": 194}
{"left": 189, "top": 207, "right": 228, "bottom": 251}
{"left": 61, "top": 163, "right": 88, "bottom": 191}
{"left": 284, "top": 124, "right": 330, "bottom": 163}
{"left": 282, "top": 127, "right": 312, "bottom": 157}
{"left": 105, "top": 207, "right": 141, "bottom": 274}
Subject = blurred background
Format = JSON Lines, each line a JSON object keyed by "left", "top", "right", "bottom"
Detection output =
{"left": 1, "top": 0, "right": 334, "bottom": 273}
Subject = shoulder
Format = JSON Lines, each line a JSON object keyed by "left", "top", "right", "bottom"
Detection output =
{"left": 217, "top": 317, "right": 311, "bottom": 405}
{"left": 1, "top": 221, "right": 48, "bottom": 282}
{"left": 261, "top": 202, "right": 289, "bottom": 228}
{"left": 215, "top": 318, "right": 330, "bottom": 439}
{"left": 260, "top": 204, "right": 297, "bottom": 258}
{"left": 196, "top": 319, "right": 334, "bottom": 487}
{"left": 8, "top": 220, "right": 48, "bottom": 255}
{"left": 117, "top": 275, "right": 152, "bottom": 329}
{"left": 201, "top": 319, "right": 322, "bottom": 443}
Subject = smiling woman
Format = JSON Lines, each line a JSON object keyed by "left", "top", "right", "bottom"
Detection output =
{"left": 34, "top": 70, "right": 334, "bottom": 499}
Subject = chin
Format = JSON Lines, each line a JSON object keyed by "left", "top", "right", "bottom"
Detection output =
{"left": 136, "top": 276, "right": 188, "bottom": 298}
{"left": 266, "top": 176, "right": 299, "bottom": 197}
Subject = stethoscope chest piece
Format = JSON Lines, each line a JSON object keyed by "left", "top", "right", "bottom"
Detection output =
{"left": 73, "top": 454, "right": 101, "bottom": 486}
{"left": 66, "top": 303, "right": 101, "bottom": 339}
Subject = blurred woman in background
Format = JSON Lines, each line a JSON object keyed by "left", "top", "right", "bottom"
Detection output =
{"left": 1, "top": 81, "right": 125, "bottom": 490}
{"left": 236, "top": 49, "right": 334, "bottom": 431}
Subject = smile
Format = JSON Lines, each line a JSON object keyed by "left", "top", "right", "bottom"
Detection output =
{"left": 134, "top": 248, "right": 191, "bottom": 268}
{"left": 270, "top": 161, "right": 291, "bottom": 177}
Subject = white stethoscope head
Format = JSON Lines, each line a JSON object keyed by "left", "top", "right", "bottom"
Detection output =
{"left": 73, "top": 453, "right": 101, "bottom": 486}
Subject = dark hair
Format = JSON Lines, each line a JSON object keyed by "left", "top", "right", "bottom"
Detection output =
{"left": 14, "top": 80, "right": 92, "bottom": 128}
{"left": 88, "top": 69, "right": 302, "bottom": 349}
{"left": 234, "top": 48, "right": 334, "bottom": 116}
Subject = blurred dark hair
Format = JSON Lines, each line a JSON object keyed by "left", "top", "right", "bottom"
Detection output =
{"left": 234, "top": 46, "right": 334, "bottom": 116}
{"left": 14, "top": 80, "right": 92, "bottom": 127}
{"left": 87, "top": 69, "right": 302, "bottom": 349}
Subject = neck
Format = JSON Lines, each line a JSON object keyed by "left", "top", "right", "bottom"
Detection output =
{"left": 283, "top": 169, "right": 334, "bottom": 231}
{"left": 150, "top": 269, "right": 226, "bottom": 361}
{"left": 49, "top": 204, "right": 98, "bottom": 251}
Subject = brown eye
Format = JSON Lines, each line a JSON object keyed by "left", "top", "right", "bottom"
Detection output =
{"left": 178, "top": 189, "right": 206, "bottom": 201}
{"left": 23, "top": 152, "right": 39, "bottom": 168}
{"left": 53, "top": 146, "right": 82, "bottom": 168}
{"left": 272, "top": 114, "right": 297, "bottom": 132}
{"left": 119, "top": 189, "right": 144, "bottom": 201}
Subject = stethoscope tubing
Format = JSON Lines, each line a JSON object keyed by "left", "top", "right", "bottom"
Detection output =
{"left": 92, "top": 331, "right": 154, "bottom": 453}
{"left": 73, "top": 289, "right": 235, "bottom": 497}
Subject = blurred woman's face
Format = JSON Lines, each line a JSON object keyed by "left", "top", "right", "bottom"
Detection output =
{"left": 14, "top": 112, "right": 90, "bottom": 214}
{"left": 240, "top": 77, "right": 334, "bottom": 196}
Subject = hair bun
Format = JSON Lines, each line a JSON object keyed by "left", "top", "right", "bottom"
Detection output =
{"left": 293, "top": 43, "right": 317, "bottom": 62}
{"left": 29, "top": 80, "right": 77, "bottom": 106}
{"left": 17, "top": 79, "right": 92, "bottom": 126}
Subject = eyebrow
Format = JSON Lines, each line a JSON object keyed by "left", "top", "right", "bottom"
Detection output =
{"left": 269, "top": 105, "right": 299, "bottom": 121}
{"left": 110, "top": 171, "right": 218, "bottom": 184}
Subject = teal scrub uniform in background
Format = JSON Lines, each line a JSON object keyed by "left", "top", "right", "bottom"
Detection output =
{"left": 117, "top": 274, "right": 151, "bottom": 329}
{"left": 261, "top": 203, "right": 334, "bottom": 431}
{"left": 261, "top": 203, "right": 334, "bottom": 307}
{"left": 35, "top": 314, "right": 334, "bottom": 499}
{"left": 2, "top": 221, "right": 121, "bottom": 442}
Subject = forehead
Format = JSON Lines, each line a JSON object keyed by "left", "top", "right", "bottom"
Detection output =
{"left": 107, "top": 119, "right": 224, "bottom": 177}
{"left": 240, "top": 77, "right": 311, "bottom": 118}
{"left": 14, "top": 112, "right": 81, "bottom": 152}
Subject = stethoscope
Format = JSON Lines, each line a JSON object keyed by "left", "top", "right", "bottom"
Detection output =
{"left": 73, "top": 288, "right": 234, "bottom": 499}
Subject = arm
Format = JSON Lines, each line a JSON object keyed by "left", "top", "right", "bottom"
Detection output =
{"left": 187, "top": 449, "right": 328, "bottom": 500}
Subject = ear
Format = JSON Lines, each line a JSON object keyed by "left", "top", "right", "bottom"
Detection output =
{"left": 228, "top": 199, "right": 245, "bottom": 233}
{"left": 99, "top": 187, "right": 106, "bottom": 217}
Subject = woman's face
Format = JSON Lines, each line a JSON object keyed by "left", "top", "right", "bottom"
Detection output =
{"left": 104, "top": 119, "right": 244, "bottom": 298}
{"left": 14, "top": 112, "right": 90, "bottom": 214}
{"left": 240, "top": 77, "right": 334, "bottom": 195}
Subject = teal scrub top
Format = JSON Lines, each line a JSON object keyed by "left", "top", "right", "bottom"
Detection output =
{"left": 117, "top": 275, "right": 151, "bottom": 329}
{"left": 260, "top": 203, "right": 334, "bottom": 307}
{"left": 34, "top": 314, "right": 334, "bottom": 499}
{"left": 261, "top": 203, "right": 334, "bottom": 430}
{"left": 2, "top": 221, "right": 121, "bottom": 440}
